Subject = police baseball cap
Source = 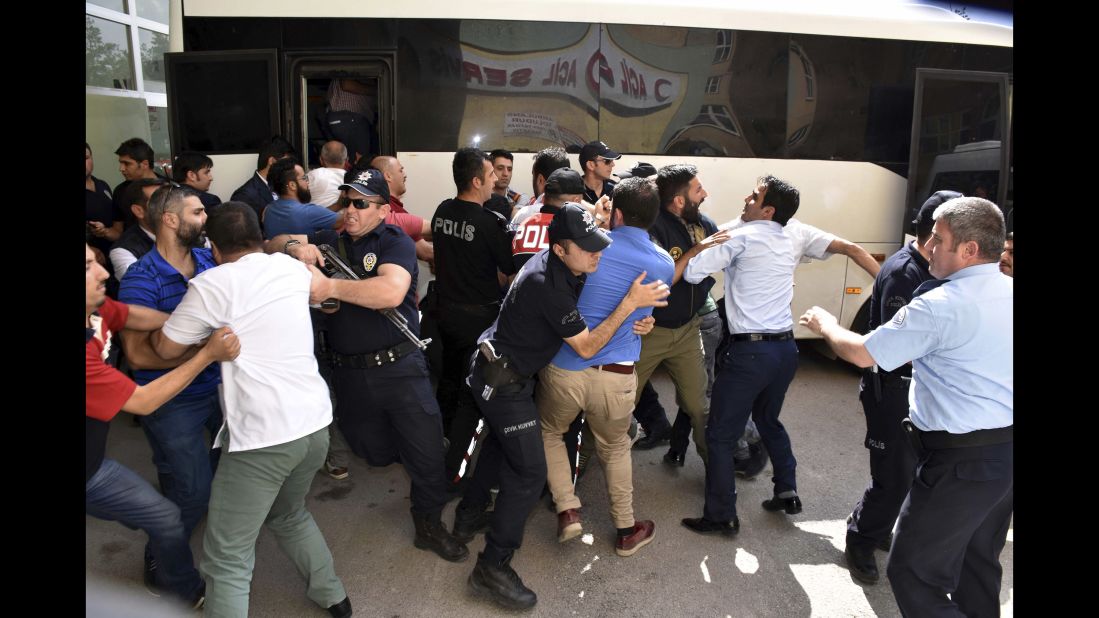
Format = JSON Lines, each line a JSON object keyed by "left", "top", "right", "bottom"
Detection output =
{"left": 616, "top": 162, "right": 657, "bottom": 180}
{"left": 544, "top": 168, "right": 584, "bottom": 196}
{"left": 913, "top": 190, "right": 962, "bottom": 237}
{"left": 548, "top": 203, "right": 612, "bottom": 253}
{"left": 339, "top": 168, "right": 391, "bottom": 202}
{"left": 579, "top": 141, "right": 622, "bottom": 167}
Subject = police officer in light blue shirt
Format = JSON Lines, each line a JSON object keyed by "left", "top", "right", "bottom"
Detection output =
{"left": 801, "top": 196, "right": 1012, "bottom": 618}
{"left": 680, "top": 174, "right": 805, "bottom": 538}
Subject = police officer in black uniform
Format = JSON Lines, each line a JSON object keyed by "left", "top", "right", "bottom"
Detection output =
{"left": 278, "top": 168, "right": 468, "bottom": 564}
{"left": 431, "top": 148, "right": 518, "bottom": 484}
{"left": 843, "top": 190, "right": 958, "bottom": 583}
{"left": 451, "top": 204, "right": 669, "bottom": 610}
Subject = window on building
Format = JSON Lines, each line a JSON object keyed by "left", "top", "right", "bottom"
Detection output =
{"left": 713, "top": 30, "right": 732, "bottom": 63}
{"left": 705, "top": 75, "right": 722, "bottom": 94}
{"left": 689, "top": 104, "right": 739, "bottom": 135}
{"left": 86, "top": 15, "right": 135, "bottom": 90}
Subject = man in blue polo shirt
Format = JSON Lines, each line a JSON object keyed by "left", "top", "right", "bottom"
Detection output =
{"left": 801, "top": 196, "right": 1012, "bottom": 618}
{"left": 537, "top": 177, "right": 672, "bottom": 557}
{"left": 262, "top": 158, "right": 345, "bottom": 237}
{"left": 118, "top": 183, "right": 223, "bottom": 586}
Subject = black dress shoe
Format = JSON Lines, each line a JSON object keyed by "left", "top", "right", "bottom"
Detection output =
{"left": 663, "top": 449, "right": 685, "bottom": 467}
{"left": 634, "top": 425, "right": 671, "bottom": 450}
{"left": 761, "top": 495, "right": 803, "bottom": 514}
{"left": 681, "top": 516, "right": 739, "bottom": 537}
{"left": 845, "top": 544, "right": 880, "bottom": 584}
{"left": 327, "top": 596, "right": 352, "bottom": 618}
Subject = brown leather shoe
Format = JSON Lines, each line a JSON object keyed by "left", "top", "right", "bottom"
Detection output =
{"left": 615, "top": 520, "right": 655, "bottom": 556}
{"left": 557, "top": 508, "right": 582, "bottom": 543}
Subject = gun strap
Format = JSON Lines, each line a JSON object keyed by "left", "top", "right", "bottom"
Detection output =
{"left": 338, "top": 236, "right": 371, "bottom": 278}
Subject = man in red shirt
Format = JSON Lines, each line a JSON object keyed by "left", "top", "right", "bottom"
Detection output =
{"left": 85, "top": 243, "right": 240, "bottom": 609}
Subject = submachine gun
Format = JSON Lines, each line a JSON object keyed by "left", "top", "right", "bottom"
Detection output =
{"left": 315, "top": 244, "right": 431, "bottom": 351}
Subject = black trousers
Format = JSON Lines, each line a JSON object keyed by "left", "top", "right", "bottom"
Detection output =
{"left": 439, "top": 304, "right": 500, "bottom": 472}
{"left": 846, "top": 373, "right": 918, "bottom": 550}
{"left": 332, "top": 353, "right": 448, "bottom": 515}
{"left": 456, "top": 368, "right": 547, "bottom": 565}
{"left": 887, "top": 440, "right": 1013, "bottom": 618}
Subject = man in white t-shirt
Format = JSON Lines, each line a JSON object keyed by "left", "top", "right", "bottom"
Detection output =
{"left": 149, "top": 202, "right": 352, "bottom": 618}
{"left": 307, "top": 141, "right": 350, "bottom": 208}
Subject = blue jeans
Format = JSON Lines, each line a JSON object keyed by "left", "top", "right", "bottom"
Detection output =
{"left": 139, "top": 391, "right": 223, "bottom": 538}
{"left": 86, "top": 458, "right": 203, "bottom": 600}
{"left": 703, "top": 339, "right": 799, "bottom": 522}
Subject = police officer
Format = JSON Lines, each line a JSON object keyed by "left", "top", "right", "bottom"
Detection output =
{"left": 801, "top": 197, "right": 1012, "bottom": 617}
{"left": 451, "top": 204, "right": 669, "bottom": 610}
{"left": 276, "top": 168, "right": 468, "bottom": 564}
{"left": 842, "top": 190, "right": 958, "bottom": 583}
{"left": 431, "top": 148, "right": 518, "bottom": 484}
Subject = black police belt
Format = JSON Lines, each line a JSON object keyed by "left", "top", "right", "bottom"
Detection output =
{"left": 730, "top": 330, "right": 794, "bottom": 342}
{"left": 902, "top": 418, "right": 1013, "bottom": 450}
{"left": 331, "top": 340, "right": 421, "bottom": 370}
{"left": 473, "top": 348, "right": 528, "bottom": 394}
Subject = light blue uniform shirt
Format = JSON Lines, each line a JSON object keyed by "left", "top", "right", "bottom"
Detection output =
{"left": 684, "top": 219, "right": 798, "bottom": 334}
{"left": 864, "top": 263, "right": 1012, "bottom": 433}
{"left": 262, "top": 198, "right": 338, "bottom": 238}
{"left": 550, "top": 225, "right": 674, "bottom": 370}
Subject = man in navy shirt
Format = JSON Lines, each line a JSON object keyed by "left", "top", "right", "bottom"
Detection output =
{"left": 230, "top": 136, "right": 294, "bottom": 222}
{"left": 802, "top": 197, "right": 1012, "bottom": 618}
{"left": 579, "top": 141, "right": 621, "bottom": 205}
{"left": 118, "top": 183, "right": 224, "bottom": 585}
{"left": 172, "top": 151, "right": 222, "bottom": 211}
{"left": 841, "top": 190, "right": 956, "bottom": 584}
{"left": 452, "top": 204, "right": 669, "bottom": 610}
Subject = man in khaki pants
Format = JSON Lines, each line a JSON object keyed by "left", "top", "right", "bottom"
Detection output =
{"left": 537, "top": 178, "right": 675, "bottom": 557}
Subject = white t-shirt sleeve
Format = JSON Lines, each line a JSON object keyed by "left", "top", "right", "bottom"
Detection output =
{"left": 161, "top": 283, "right": 218, "bottom": 345}
{"left": 110, "top": 248, "right": 138, "bottom": 281}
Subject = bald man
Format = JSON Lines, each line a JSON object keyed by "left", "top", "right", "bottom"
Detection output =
{"left": 371, "top": 155, "right": 434, "bottom": 264}
{"left": 307, "top": 141, "right": 350, "bottom": 208}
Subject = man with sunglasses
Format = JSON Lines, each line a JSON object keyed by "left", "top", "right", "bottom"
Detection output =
{"left": 272, "top": 168, "right": 469, "bottom": 565}
{"left": 579, "top": 140, "right": 622, "bottom": 205}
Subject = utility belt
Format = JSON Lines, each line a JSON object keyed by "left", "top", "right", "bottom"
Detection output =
{"left": 902, "top": 417, "right": 1013, "bottom": 451}
{"left": 863, "top": 366, "right": 912, "bottom": 402}
{"left": 730, "top": 330, "right": 794, "bottom": 342}
{"left": 473, "top": 343, "right": 529, "bottom": 401}
{"left": 331, "top": 340, "right": 421, "bottom": 370}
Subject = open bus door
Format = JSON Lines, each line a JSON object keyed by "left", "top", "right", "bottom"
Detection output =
{"left": 165, "top": 49, "right": 394, "bottom": 197}
{"left": 905, "top": 69, "right": 1012, "bottom": 237}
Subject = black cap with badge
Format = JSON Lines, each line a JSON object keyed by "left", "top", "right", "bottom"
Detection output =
{"left": 913, "top": 190, "right": 962, "bottom": 238}
{"left": 548, "top": 203, "right": 612, "bottom": 253}
{"left": 339, "top": 167, "right": 391, "bottom": 202}
{"left": 616, "top": 162, "right": 657, "bottom": 180}
{"left": 544, "top": 168, "right": 585, "bottom": 196}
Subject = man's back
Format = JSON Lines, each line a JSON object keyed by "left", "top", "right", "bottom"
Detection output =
{"left": 163, "top": 252, "right": 331, "bottom": 451}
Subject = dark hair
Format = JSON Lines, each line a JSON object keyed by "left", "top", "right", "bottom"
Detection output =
{"left": 146, "top": 183, "right": 199, "bottom": 235}
{"left": 489, "top": 148, "right": 514, "bottom": 163}
{"left": 612, "top": 177, "right": 661, "bottom": 229}
{"left": 1006, "top": 231, "right": 1013, "bottom": 241}
{"left": 206, "top": 202, "right": 263, "bottom": 254}
{"left": 171, "top": 151, "right": 214, "bottom": 184}
{"left": 452, "top": 148, "right": 489, "bottom": 192}
{"left": 759, "top": 175, "right": 800, "bottom": 226}
{"left": 124, "top": 177, "right": 171, "bottom": 210}
{"left": 256, "top": 135, "right": 295, "bottom": 171}
{"left": 533, "top": 147, "right": 570, "bottom": 183}
{"left": 655, "top": 164, "right": 698, "bottom": 207}
{"left": 114, "top": 137, "right": 154, "bottom": 166}
{"left": 85, "top": 142, "right": 91, "bottom": 153}
{"left": 268, "top": 157, "right": 303, "bottom": 196}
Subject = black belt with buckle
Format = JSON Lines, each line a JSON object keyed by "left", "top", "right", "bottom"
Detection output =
{"left": 595, "top": 363, "right": 635, "bottom": 375}
{"left": 731, "top": 330, "right": 794, "bottom": 342}
{"left": 902, "top": 418, "right": 1013, "bottom": 450}
{"left": 331, "top": 340, "right": 421, "bottom": 369}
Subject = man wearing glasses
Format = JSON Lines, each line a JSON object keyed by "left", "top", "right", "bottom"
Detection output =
{"left": 271, "top": 168, "right": 469, "bottom": 565}
{"left": 579, "top": 140, "right": 622, "bottom": 205}
{"left": 262, "top": 158, "right": 346, "bottom": 238}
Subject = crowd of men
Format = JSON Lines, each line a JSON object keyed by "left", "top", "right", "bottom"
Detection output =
{"left": 86, "top": 136, "right": 1013, "bottom": 617}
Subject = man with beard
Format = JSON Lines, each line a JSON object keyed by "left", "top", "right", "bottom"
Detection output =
{"left": 118, "top": 183, "right": 225, "bottom": 587}
{"left": 631, "top": 164, "right": 730, "bottom": 471}
{"left": 262, "top": 158, "right": 345, "bottom": 237}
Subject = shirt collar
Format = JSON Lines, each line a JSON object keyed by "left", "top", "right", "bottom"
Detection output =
{"left": 905, "top": 240, "right": 929, "bottom": 269}
{"left": 946, "top": 262, "right": 1002, "bottom": 280}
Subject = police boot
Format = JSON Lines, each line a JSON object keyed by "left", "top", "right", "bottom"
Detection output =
{"left": 468, "top": 552, "right": 537, "bottom": 610}
{"left": 453, "top": 504, "right": 491, "bottom": 543}
{"left": 413, "top": 511, "right": 469, "bottom": 562}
